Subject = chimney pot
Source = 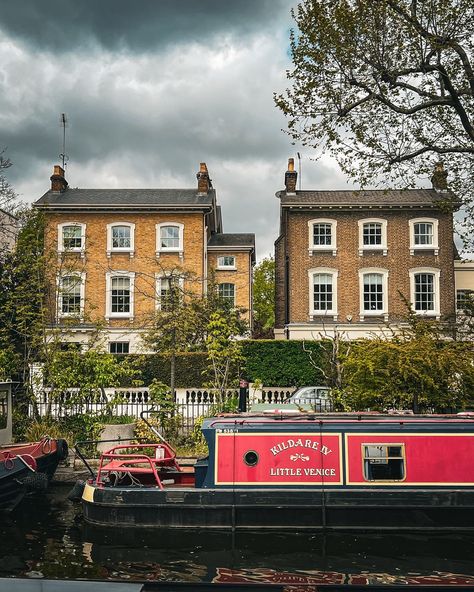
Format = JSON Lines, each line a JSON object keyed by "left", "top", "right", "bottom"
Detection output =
{"left": 197, "top": 162, "right": 212, "bottom": 194}
{"left": 285, "top": 158, "right": 298, "bottom": 194}
{"left": 50, "top": 164, "right": 68, "bottom": 193}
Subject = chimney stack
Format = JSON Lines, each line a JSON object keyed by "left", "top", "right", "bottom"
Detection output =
{"left": 285, "top": 158, "right": 298, "bottom": 194}
{"left": 197, "top": 162, "right": 212, "bottom": 195}
{"left": 50, "top": 165, "right": 68, "bottom": 192}
{"left": 431, "top": 161, "right": 448, "bottom": 192}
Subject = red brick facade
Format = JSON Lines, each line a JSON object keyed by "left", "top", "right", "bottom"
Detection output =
{"left": 275, "top": 162, "right": 457, "bottom": 339}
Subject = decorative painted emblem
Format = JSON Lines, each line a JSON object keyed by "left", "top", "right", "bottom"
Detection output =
{"left": 289, "top": 453, "right": 310, "bottom": 462}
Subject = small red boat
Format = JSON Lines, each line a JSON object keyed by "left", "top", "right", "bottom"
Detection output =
{"left": 0, "top": 437, "right": 68, "bottom": 511}
{"left": 0, "top": 380, "right": 68, "bottom": 510}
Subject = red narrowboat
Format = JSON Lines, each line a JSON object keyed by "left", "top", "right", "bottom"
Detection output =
{"left": 80, "top": 412, "right": 474, "bottom": 530}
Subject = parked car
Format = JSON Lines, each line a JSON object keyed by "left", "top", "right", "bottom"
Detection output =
{"left": 250, "top": 386, "right": 332, "bottom": 413}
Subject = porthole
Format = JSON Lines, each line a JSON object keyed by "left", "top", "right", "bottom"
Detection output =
{"left": 244, "top": 450, "right": 259, "bottom": 466}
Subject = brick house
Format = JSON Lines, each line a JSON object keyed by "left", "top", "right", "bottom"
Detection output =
{"left": 275, "top": 159, "right": 458, "bottom": 340}
{"left": 34, "top": 163, "right": 255, "bottom": 353}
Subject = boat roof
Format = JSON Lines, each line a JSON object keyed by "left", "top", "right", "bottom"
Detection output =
{"left": 202, "top": 412, "right": 474, "bottom": 430}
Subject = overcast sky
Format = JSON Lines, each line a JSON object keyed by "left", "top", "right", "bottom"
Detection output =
{"left": 0, "top": 0, "right": 352, "bottom": 259}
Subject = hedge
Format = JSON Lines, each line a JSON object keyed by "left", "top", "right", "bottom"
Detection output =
{"left": 126, "top": 353, "right": 208, "bottom": 388}
{"left": 126, "top": 340, "right": 328, "bottom": 388}
{"left": 241, "top": 340, "right": 328, "bottom": 387}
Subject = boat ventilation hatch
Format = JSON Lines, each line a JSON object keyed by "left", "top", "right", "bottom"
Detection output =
{"left": 244, "top": 450, "right": 259, "bottom": 466}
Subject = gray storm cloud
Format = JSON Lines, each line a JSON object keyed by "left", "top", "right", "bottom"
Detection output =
{"left": 0, "top": 0, "right": 292, "bottom": 51}
{"left": 0, "top": 0, "right": 349, "bottom": 259}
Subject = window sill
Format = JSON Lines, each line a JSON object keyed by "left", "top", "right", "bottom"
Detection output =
{"left": 216, "top": 267, "right": 237, "bottom": 271}
{"left": 410, "top": 247, "right": 439, "bottom": 255}
{"left": 107, "top": 250, "right": 135, "bottom": 259}
{"left": 413, "top": 311, "right": 440, "bottom": 320}
{"left": 309, "top": 247, "right": 337, "bottom": 256}
{"left": 309, "top": 313, "right": 338, "bottom": 321}
{"left": 58, "top": 250, "right": 86, "bottom": 259}
{"left": 156, "top": 250, "right": 184, "bottom": 260}
{"left": 58, "top": 313, "right": 84, "bottom": 320}
{"left": 358, "top": 247, "right": 387, "bottom": 256}
{"left": 360, "top": 313, "right": 389, "bottom": 322}
{"left": 106, "top": 314, "right": 134, "bottom": 320}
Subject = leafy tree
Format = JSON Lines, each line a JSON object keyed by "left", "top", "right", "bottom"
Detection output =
{"left": 339, "top": 318, "right": 474, "bottom": 412}
{"left": 43, "top": 346, "right": 138, "bottom": 417}
{"left": 0, "top": 209, "right": 51, "bottom": 384}
{"left": 276, "top": 0, "right": 473, "bottom": 234}
{"left": 252, "top": 256, "right": 275, "bottom": 338}
{"left": 205, "top": 310, "right": 244, "bottom": 405}
{"left": 0, "top": 151, "right": 19, "bottom": 212}
{"left": 143, "top": 270, "right": 248, "bottom": 398}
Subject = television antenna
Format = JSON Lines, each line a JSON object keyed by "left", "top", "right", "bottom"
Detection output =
{"left": 59, "top": 113, "right": 69, "bottom": 169}
{"left": 297, "top": 152, "right": 302, "bottom": 190}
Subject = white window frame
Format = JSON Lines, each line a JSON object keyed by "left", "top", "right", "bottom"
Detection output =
{"left": 218, "top": 282, "right": 236, "bottom": 307}
{"left": 358, "top": 218, "right": 388, "bottom": 256}
{"left": 58, "top": 222, "right": 86, "bottom": 257}
{"left": 109, "top": 341, "right": 130, "bottom": 354}
{"left": 457, "top": 289, "right": 474, "bottom": 313}
{"left": 105, "top": 271, "right": 135, "bottom": 320}
{"left": 308, "top": 267, "right": 338, "bottom": 320}
{"left": 409, "top": 267, "right": 441, "bottom": 318}
{"left": 409, "top": 218, "right": 439, "bottom": 255}
{"left": 358, "top": 268, "right": 389, "bottom": 321}
{"left": 57, "top": 272, "right": 86, "bottom": 319}
{"left": 308, "top": 219, "right": 337, "bottom": 256}
{"left": 217, "top": 255, "right": 236, "bottom": 270}
{"left": 156, "top": 222, "right": 184, "bottom": 259}
{"left": 106, "top": 222, "right": 135, "bottom": 258}
{"left": 155, "top": 273, "right": 185, "bottom": 311}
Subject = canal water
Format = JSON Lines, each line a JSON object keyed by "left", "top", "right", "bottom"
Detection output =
{"left": 1, "top": 485, "right": 474, "bottom": 586}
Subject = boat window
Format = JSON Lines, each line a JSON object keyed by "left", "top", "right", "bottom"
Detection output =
{"left": 244, "top": 450, "right": 259, "bottom": 467}
{"left": 363, "top": 444, "right": 405, "bottom": 481}
{"left": 0, "top": 390, "right": 8, "bottom": 430}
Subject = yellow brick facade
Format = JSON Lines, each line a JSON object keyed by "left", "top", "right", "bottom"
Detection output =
{"left": 208, "top": 251, "right": 253, "bottom": 319}
{"left": 36, "top": 164, "right": 255, "bottom": 351}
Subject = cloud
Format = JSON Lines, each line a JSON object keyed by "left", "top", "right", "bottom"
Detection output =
{"left": 0, "top": 1, "right": 352, "bottom": 259}
{"left": 0, "top": 0, "right": 291, "bottom": 52}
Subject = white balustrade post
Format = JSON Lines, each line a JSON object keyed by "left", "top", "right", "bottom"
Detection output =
{"left": 248, "top": 382, "right": 263, "bottom": 405}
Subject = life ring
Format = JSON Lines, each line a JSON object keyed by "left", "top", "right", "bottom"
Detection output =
{"left": 41, "top": 438, "right": 53, "bottom": 454}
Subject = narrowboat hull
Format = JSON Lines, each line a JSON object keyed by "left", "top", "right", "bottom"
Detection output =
{"left": 82, "top": 484, "right": 474, "bottom": 530}
{"left": 79, "top": 413, "right": 474, "bottom": 530}
{"left": 0, "top": 438, "right": 68, "bottom": 511}
{"left": 0, "top": 457, "right": 34, "bottom": 511}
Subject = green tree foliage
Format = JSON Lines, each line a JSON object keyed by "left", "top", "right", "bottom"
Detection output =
{"left": 44, "top": 347, "right": 138, "bottom": 414}
{"left": 276, "top": 0, "right": 473, "bottom": 232}
{"left": 0, "top": 209, "right": 50, "bottom": 383}
{"left": 252, "top": 256, "right": 275, "bottom": 338}
{"left": 0, "top": 151, "right": 19, "bottom": 213}
{"left": 205, "top": 310, "right": 244, "bottom": 400}
{"left": 143, "top": 271, "right": 248, "bottom": 396}
{"left": 340, "top": 319, "right": 474, "bottom": 412}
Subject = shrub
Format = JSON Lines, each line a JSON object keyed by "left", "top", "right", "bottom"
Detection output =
{"left": 241, "top": 340, "right": 328, "bottom": 387}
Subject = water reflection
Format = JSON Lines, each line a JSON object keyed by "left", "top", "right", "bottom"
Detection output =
{"left": 1, "top": 485, "right": 474, "bottom": 585}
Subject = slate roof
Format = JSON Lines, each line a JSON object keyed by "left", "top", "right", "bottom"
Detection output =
{"left": 208, "top": 233, "right": 255, "bottom": 248}
{"left": 34, "top": 188, "right": 215, "bottom": 209}
{"left": 278, "top": 188, "right": 457, "bottom": 208}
